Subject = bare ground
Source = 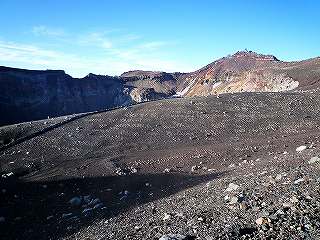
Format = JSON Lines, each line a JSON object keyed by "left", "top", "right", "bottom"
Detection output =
{"left": 1, "top": 91, "right": 320, "bottom": 239}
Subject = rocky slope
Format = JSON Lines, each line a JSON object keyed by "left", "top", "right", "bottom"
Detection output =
{"left": 178, "top": 51, "right": 320, "bottom": 96}
{"left": 1, "top": 90, "right": 320, "bottom": 239}
{"left": 120, "top": 70, "right": 184, "bottom": 102}
{"left": 1, "top": 51, "right": 320, "bottom": 126}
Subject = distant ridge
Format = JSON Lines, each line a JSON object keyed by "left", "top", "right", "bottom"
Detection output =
{"left": 1, "top": 51, "right": 320, "bottom": 126}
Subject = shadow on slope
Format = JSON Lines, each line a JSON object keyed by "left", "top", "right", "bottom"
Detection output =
{"left": 0, "top": 170, "right": 226, "bottom": 240}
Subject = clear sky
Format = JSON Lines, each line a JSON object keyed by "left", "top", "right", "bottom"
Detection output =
{"left": 0, "top": 0, "right": 319, "bottom": 77}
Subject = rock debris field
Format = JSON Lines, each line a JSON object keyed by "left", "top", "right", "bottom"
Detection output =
{"left": 1, "top": 91, "right": 320, "bottom": 239}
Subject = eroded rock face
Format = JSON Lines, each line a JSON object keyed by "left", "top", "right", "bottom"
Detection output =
{"left": 177, "top": 51, "right": 306, "bottom": 97}
{"left": 0, "top": 67, "right": 132, "bottom": 126}
{"left": 121, "top": 70, "right": 183, "bottom": 96}
{"left": 183, "top": 71, "right": 299, "bottom": 96}
{"left": 129, "top": 88, "right": 169, "bottom": 103}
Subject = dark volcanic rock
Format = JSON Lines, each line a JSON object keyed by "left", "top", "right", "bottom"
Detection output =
{"left": 0, "top": 67, "right": 131, "bottom": 126}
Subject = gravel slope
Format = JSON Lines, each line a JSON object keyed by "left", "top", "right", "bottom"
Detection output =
{"left": 1, "top": 91, "right": 320, "bottom": 239}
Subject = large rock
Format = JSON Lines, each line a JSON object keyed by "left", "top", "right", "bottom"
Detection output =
{"left": 159, "top": 234, "right": 190, "bottom": 240}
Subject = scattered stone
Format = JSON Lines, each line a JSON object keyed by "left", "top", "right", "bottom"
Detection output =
{"left": 274, "top": 209, "right": 284, "bottom": 216}
{"left": 82, "top": 208, "right": 93, "bottom": 216}
{"left": 1, "top": 172, "right": 13, "bottom": 178}
{"left": 191, "top": 165, "right": 201, "bottom": 172}
{"left": 269, "top": 214, "right": 278, "bottom": 220}
{"left": 150, "top": 207, "right": 157, "bottom": 215}
{"left": 159, "top": 234, "right": 188, "bottom": 240}
{"left": 260, "top": 171, "right": 268, "bottom": 175}
{"left": 305, "top": 195, "right": 312, "bottom": 200}
{"left": 226, "top": 183, "right": 239, "bottom": 192}
{"left": 194, "top": 154, "right": 204, "bottom": 159}
{"left": 294, "top": 178, "right": 305, "bottom": 184}
{"left": 163, "top": 213, "right": 171, "bottom": 221}
{"left": 88, "top": 198, "right": 100, "bottom": 206}
{"left": 239, "top": 202, "right": 249, "bottom": 210}
{"left": 290, "top": 196, "right": 299, "bottom": 203}
{"left": 256, "top": 217, "right": 270, "bottom": 225}
{"left": 93, "top": 203, "right": 104, "bottom": 210}
{"left": 282, "top": 180, "right": 291, "bottom": 185}
{"left": 119, "top": 190, "right": 129, "bottom": 200}
{"left": 62, "top": 213, "right": 73, "bottom": 219}
{"left": 268, "top": 177, "right": 276, "bottom": 185}
{"left": 282, "top": 202, "right": 292, "bottom": 209}
{"left": 83, "top": 195, "right": 92, "bottom": 204}
{"left": 134, "top": 226, "right": 142, "bottom": 231}
{"left": 116, "top": 167, "right": 138, "bottom": 176}
{"left": 275, "top": 174, "right": 282, "bottom": 181}
{"left": 296, "top": 145, "right": 307, "bottom": 152}
{"left": 115, "top": 168, "right": 127, "bottom": 176}
{"left": 229, "top": 196, "right": 239, "bottom": 205}
{"left": 163, "top": 168, "right": 172, "bottom": 173}
{"left": 69, "top": 197, "right": 82, "bottom": 206}
{"left": 206, "top": 132, "right": 212, "bottom": 137}
{"left": 175, "top": 212, "right": 184, "bottom": 218}
{"left": 309, "top": 156, "right": 320, "bottom": 164}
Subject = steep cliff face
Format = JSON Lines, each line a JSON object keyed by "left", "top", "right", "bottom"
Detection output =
{"left": 0, "top": 67, "right": 131, "bottom": 126}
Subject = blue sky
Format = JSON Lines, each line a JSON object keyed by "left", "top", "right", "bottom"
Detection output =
{"left": 0, "top": 0, "right": 319, "bottom": 77}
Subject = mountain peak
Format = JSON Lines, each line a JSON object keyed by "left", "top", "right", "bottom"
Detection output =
{"left": 231, "top": 50, "right": 280, "bottom": 61}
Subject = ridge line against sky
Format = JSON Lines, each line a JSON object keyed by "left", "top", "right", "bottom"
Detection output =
{"left": 0, "top": 0, "right": 319, "bottom": 77}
